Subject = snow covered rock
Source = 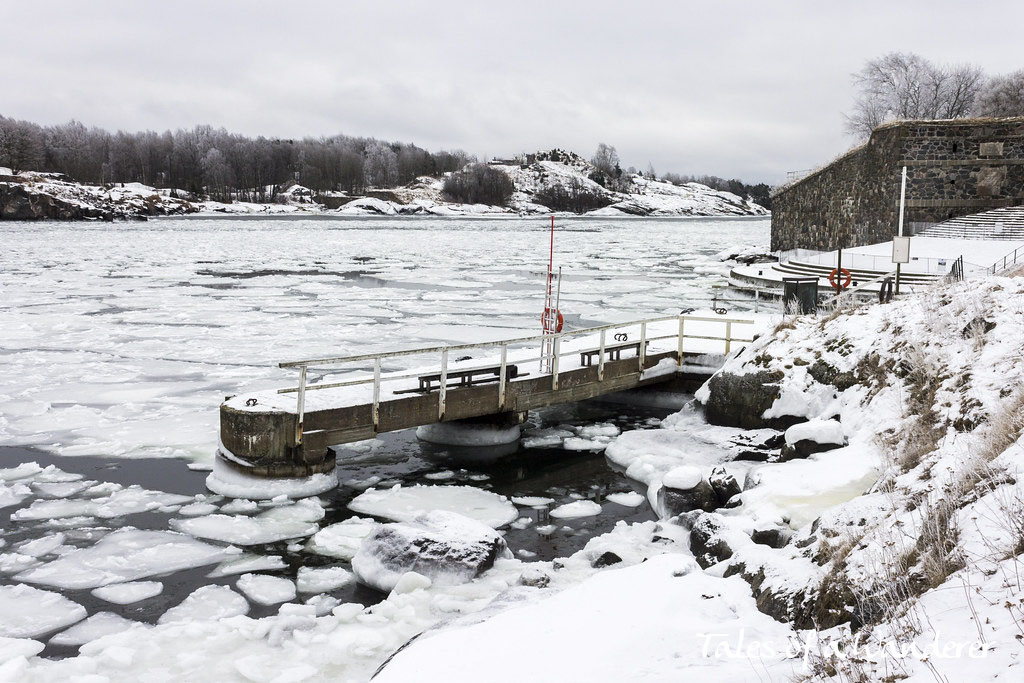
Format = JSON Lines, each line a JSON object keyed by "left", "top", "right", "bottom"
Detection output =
{"left": 688, "top": 512, "right": 738, "bottom": 569}
{"left": 708, "top": 466, "right": 742, "bottom": 505}
{"left": 352, "top": 510, "right": 510, "bottom": 593}
{"left": 779, "top": 418, "right": 847, "bottom": 461}
{"left": 701, "top": 370, "right": 790, "bottom": 429}
{"left": 658, "top": 466, "right": 717, "bottom": 515}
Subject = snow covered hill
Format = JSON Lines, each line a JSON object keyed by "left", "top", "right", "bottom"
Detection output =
{"left": 338, "top": 151, "right": 769, "bottom": 217}
{"left": 2, "top": 151, "right": 769, "bottom": 220}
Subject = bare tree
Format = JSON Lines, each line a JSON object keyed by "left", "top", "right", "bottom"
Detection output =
{"left": 845, "top": 52, "right": 984, "bottom": 138}
{"left": 590, "top": 143, "right": 619, "bottom": 176}
{"left": 974, "top": 70, "right": 1024, "bottom": 117}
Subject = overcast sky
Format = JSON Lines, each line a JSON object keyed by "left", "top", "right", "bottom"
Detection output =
{"left": 2, "top": 1, "right": 1021, "bottom": 184}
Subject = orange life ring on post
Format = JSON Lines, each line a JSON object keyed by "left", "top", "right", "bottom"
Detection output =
{"left": 542, "top": 308, "right": 564, "bottom": 332}
{"left": 828, "top": 267, "right": 852, "bottom": 291}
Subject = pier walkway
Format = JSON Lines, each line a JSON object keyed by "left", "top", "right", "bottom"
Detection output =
{"left": 218, "top": 314, "right": 759, "bottom": 478}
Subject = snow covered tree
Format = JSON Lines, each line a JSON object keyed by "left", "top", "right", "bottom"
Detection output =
{"left": 363, "top": 142, "right": 398, "bottom": 188}
{"left": 845, "top": 52, "right": 984, "bottom": 139}
{"left": 201, "top": 147, "right": 233, "bottom": 202}
{"left": 974, "top": 70, "right": 1024, "bottom": 117}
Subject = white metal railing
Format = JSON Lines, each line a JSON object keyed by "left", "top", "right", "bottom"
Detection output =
{"left": 989, "top": 245, "right": 1024, "bottom": 274}
{"left": 276, "top": 314, "right": 755, "bottom": 445}
{"left": 791, "top": 251, "right": 959, "bottom": 275}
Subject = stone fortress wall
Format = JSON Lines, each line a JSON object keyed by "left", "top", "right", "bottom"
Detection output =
{"left": 771, "top": 118, "right": 1024, "bottom": 252}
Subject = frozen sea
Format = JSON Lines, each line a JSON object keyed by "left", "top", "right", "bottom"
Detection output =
{"left": 0, "top": 215, "right": 769, "bottom": 463}
{"left": 0, "top": 215, "right": 769, "bottom": 655}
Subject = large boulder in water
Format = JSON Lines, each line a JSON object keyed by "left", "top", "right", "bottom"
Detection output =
{"left": 352, "top": 510, "right": 510, "bottom": 593}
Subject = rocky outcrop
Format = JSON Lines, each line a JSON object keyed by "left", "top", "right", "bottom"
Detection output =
{"left": 1, "top": 183, "right": 112, "bottom": 221}
{"left": 352, "top": 511, "right": 510, "bottom": 593}
{"left": 1, "top": 175, "right": 198, "bottom": 221}
{"left": 702, "top": 370, "right": 790, "bottom": 429}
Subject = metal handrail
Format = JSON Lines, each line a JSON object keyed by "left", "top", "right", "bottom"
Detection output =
{"left": 275, "top": 313, "right": 756, "bottom": 445}
{"left": 988, "top": 245, "right": 1023, "bottom": 274}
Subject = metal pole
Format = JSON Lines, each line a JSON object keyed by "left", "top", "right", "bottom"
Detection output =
{"left": 551, "top": 335, "right": 561, "bottom": 390}
{"left": 498, "top": 344, "right": 507, "bottom": 410}
{"left": 598, "top": 329, "right": 606, "bottom": 381}
{"left": 372, "top": 358, "right": 381, "bottom": 431}
{"left": 638, "top": 321, "right": 647, "bottom": 372}
{"left": 677, "top": 315, "right": 685, "bottom": 366}
{"left": 835, "top": 247, "right": 842, "bottom": 297}
{"left": 896, "top": 166, "right": 907, "bottom": 295}
{"left": 724, "top": 321, "right": 733, "bottom": 354}
{"left": 438, "top": 349, "right": 448, "bottom": 421}
{"left": 296, "top": 365, "right": 307, "bottom": 446}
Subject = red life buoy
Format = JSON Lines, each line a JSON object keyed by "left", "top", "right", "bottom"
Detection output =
{"left": 542, "top": 307, "right": 564, "bottom": 332}
{"left": 828, "top": 267, "right": 852, "bottom": 290}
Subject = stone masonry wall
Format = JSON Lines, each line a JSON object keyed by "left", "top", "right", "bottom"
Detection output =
{"left": 771, "top": 118, "right": 1024, "bottom": 252}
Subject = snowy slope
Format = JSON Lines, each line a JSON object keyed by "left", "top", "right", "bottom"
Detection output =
{"left": 340, "top": 152, "right": 769, "bottom": 217}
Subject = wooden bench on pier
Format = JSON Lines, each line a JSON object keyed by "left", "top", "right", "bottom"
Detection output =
{"left": 395, "top": 364, "right": 524, "bottom": 394}
{"left": 580, "top": 340, "right": 649, "bottom": 366}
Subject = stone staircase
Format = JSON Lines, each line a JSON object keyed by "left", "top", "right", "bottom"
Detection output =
{"left": 916, "top": 206, "right": 1024, "bottom": 240}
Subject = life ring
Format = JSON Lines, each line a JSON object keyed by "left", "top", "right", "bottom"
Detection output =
{"left": 828, "top": 267, "right": 852, "bottom": 290}
{"left": 542, "top": 307, "right": 564, "bottom": 332}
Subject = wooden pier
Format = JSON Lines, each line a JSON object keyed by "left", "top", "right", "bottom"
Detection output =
{"left": 218, "top": 315, "right": 756, "bottom": 479}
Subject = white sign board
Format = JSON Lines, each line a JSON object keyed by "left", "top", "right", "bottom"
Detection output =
{"left": 892, "top": 236, "right": 911, "bottom": 264}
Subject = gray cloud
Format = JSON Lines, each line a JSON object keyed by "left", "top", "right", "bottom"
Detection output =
{"left": 3, "top": 0, "right": 1021, "bottom": 183}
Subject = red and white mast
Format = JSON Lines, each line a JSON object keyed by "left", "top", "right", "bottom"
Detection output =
{"left": 540, "top": 216, "right": 562, "bottom": 372}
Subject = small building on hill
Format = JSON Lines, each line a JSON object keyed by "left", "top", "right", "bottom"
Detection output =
{"left": 771, "top": 117, "right": 1024, "bottom": 252}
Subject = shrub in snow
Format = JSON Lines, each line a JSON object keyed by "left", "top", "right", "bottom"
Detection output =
{"left": 352, "top": 510, "right": 511, "bottom": 593}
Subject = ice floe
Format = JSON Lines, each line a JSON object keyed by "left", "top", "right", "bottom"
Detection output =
{"left": 549, "top": 500, "right": 602, "bottom": 519}
{"left": 49, "top": 612, "right": 140, "bottom": 647}
{"left": 15, "top": 529, "right": 229, "bottom": 589}
{"left": 91, "top": 581, "right": 164, "bottom": 605}
{"left": 169, "top": 501, "right": 322, "bottom": 546}
{"left": 0, "top": 584, "right": 86, "bottom": 638}
{"left": 306, "top": 517, "right": 376, "bottom": 561}
{"left": 348, "top": 484, "right": 518, "bottom": 528}
{"left": 236, "top": 573, "right": 296, "bottom": 605}
{"left": 12, "top": 486, "right": 192, "bottom": 521}
{"left": 207, "top": 554, "right": 288, "bottom": 578}
{"left": 158, "top": 585, "right": 249, "bottom": 624}
{"left": 296, "top": 566, "right": 354, "bottom": 593}
{"left": 605, "top": 491, "right": 645, "bottom": 507}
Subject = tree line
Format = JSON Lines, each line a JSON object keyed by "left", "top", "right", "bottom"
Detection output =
{"left": 845, "top": 53, "right": 1024, "bottom": 139}
{"left": 0, "top": 116, "right": 474, "bottom": 202}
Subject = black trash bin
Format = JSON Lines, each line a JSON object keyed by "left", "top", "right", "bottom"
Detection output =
{"left": 782, "top": 277, "right": 818, "bottom": 314}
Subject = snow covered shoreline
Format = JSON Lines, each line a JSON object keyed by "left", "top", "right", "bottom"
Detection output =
{"left": 4, "top": 263, "right": 1019, "bottom": 681}
{"left": 2, "top": 153, "right": 769, "bottom": 222}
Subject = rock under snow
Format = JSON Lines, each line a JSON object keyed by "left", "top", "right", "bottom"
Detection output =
{"left": 549, "top": 500, "right": 602, "bottom": 519}
{"left": 352, "top": 510, "right": 510, "bottom": 593}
